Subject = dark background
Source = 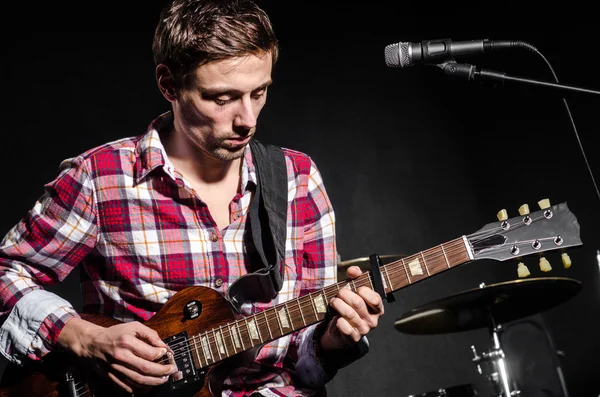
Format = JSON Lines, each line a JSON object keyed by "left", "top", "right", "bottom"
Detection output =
{"left": 1, "top": 2, "right": 599, "bottom": 396}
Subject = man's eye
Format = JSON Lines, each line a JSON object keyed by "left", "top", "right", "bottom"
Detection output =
{"left": 252, "top": 90, "right": 266, "bottom": 99}
{"left": 214, "top": 98, "right": 233, "bottom": 106}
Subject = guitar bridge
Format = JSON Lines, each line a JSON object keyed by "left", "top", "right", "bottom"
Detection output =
{"left": 164, "top": 331, "right": 204, "bottom": 390}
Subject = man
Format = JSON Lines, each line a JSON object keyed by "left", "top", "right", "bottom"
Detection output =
{"left": 0, "top": 1, "right": 384, "bottom": 396}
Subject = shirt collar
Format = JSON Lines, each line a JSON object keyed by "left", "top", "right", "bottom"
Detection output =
{"left": 133, "top": 111, "right": 174, "bottom": 185}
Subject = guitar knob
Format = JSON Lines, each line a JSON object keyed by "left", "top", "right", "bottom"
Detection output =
{"left": 518, "top": 204, "right": 530, "bottom": 216}
{"left": 561, "top": 253, "right": 572, "bottom": 268}
{"left": 517, "top": 262, "right": 530, "bottom": 278}
{"left": 538, "top": 198, "right": 551, "bottom": 209}
{"left": 539, "top": 257, "right": 552, "bottom": 272}
{"left": 497, "top": 209, "right": 508, "bottom": 221}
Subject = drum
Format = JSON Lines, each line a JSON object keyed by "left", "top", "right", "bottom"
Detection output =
{"left": 407, "top": 383, "right": 478, "bottom": 397}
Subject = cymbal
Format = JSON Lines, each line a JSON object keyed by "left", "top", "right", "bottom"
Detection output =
{"left": 394, "top": 277, "right": 581, "bottom": 335}
{"left": 337, "top": 254, "right": 405, "bottom": 280}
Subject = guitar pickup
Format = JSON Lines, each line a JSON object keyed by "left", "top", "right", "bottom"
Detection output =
{"left": 164, "top": 332, "right": 203, "bottom": 390}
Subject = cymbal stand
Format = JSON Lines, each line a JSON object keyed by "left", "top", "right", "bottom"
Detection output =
{"left": 470, "top": 298, "right": 520, "bottom": 396}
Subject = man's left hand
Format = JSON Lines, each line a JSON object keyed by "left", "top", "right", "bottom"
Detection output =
{"left": 319, "top": 265, "right": 384, "bottom": 351}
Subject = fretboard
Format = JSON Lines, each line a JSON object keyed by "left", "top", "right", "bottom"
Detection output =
{"left": 185, "top": 237, "right": 471, "bottom": 369}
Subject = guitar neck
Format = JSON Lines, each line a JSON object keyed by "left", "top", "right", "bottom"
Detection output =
{"left": 185, "top": 237, "right": 472, "bottom": 368}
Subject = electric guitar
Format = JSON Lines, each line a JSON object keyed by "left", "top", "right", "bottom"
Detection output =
{"left": 0, "top": 200, "right": 582, "bottom": 397}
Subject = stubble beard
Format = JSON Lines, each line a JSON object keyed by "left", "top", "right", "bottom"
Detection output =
{"left": 209, "top": 136, "right": 252, "bottom": 161}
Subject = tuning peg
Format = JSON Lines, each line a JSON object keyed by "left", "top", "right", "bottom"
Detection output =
{"left": 517, "top": 262, "right": 531, "bottom": 278}
{"left": 539, "top": 256, "right": 552, "bottom": 272}
{"left": 561, "top": 253, "right": 572, "bottom": 269}
{"left": 497, "top": 209, "right": 508, "bottom": 221}
{"left": 538, "top": 198, "right": 551, "bottom": 209}
{"left": 518, "top": 204, "right": 530, "bottom": 216}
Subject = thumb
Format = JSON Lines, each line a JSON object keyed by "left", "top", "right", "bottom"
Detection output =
{"left": 345, "top": 265, "right": 363, "bottom": 279}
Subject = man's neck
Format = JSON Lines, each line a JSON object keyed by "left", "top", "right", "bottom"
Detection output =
{"left": 162, "top": 129, "right": 242, "bottom": 187}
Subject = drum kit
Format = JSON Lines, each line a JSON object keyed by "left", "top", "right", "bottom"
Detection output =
{"left": 337, "top": 255, "right": 583, "bottom": 397}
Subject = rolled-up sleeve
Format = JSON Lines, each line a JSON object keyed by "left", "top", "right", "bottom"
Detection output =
{"left": 0, "top": 157, "right": 97, "bottom": 364}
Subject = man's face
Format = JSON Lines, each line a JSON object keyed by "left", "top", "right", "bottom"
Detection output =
{"left": 172, "top": 52, "right": 273, "bottom": 161}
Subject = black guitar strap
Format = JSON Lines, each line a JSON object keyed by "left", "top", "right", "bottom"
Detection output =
{"left": 226, "top": 140, "right": 287, "bottom": 313}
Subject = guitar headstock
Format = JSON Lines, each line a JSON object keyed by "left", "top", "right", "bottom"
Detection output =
{"left": 467, "top": 199, "right": 582, "bottom": 270}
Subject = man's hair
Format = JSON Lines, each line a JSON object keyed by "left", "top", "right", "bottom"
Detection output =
{"left": 153, "top": 0, "right": 279, "bottom": 89}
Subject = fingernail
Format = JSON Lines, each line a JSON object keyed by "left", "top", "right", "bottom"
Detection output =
{"left": 159, "top": 348, "right": 167, "bottom": 356}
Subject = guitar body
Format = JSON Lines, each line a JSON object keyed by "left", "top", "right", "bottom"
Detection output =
{"left": 0, "top": 286, "right": 242, "bottom": 397}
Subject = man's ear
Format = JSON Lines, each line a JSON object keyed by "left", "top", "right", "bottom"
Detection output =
{"left": 156, "top": 64, "right": 177, "bottom": 101}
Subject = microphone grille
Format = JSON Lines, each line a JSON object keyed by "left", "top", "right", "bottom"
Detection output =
{"left": 384, "top": 42, "right": 412, "bottom": 68}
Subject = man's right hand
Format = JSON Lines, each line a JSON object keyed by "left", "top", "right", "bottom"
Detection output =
{"left": 57, "top": 317, "right": 177, "bottom": 394}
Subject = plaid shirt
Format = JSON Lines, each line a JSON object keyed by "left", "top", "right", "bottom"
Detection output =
{"left": 0, "top": 112, "right": 346, "bottom": 396}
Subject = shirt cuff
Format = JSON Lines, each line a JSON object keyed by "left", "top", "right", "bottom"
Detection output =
{"left": 295, "top": 325, "right": 370, "bottom": 388}
{"left": 0, "top": 289, "right": 79, "bottom": 365}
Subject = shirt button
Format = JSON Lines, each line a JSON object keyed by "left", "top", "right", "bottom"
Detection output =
{"left": 215, "top": 278, "right": 223, "bottom": 287}
{"left": 210, "top": 232, "right": 218, "bottom": 242}
{"left": 233, "top": 213, "right": 240, "bottom": 221}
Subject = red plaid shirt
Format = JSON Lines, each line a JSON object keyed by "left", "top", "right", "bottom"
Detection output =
{"left": 0, "top": 112, "right": 341, "bottom": 396}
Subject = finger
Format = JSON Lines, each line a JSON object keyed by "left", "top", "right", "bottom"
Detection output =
{"left": 335, "top": 317, "right": 362, "bottom": 343}
{"left": 113, "top": 348, "right": 176, "bottom": 377}
{"left": 115, "top": 332, "right": 168, "bottom": 362}
{"left": 110, "top": 361, "right": 171, "bottom": 387}
{"left": 357, "top": 286, "right": 385, "bottom": 315}
{"left": 345, "top": 265, "right": 363, "bottom": 279}
{"left": 130, "top": 322, "right": 168, "bottom": 349}
{"left": 330, "top": 295, "right": 359, "bottom": 324}
{"left": 336, "top": 288, "right": 369, "bottom": 318}
{"left": 330, "top": 296, "right": 370, "bottom": 335}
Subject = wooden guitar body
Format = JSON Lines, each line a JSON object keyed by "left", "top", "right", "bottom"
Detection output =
{"left": 0, "top": 286, "right": 240, "bottom": 397}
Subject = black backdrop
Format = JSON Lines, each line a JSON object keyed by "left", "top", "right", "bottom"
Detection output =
{"left": 1, "top": 2, "right": 599, "bottom": 396}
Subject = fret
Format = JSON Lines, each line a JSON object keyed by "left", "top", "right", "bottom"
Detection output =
{"left": 207, "top": 332, "right": 218, "bottom": 363}
{"left": 200, "top": 333, "right": 213, "bottom": 364}
{"left": 235, "top": 322, "right": 246, "bottom": 350}
{"left": 229, "top": 323, "right": 241, "bottom": 353}
{"left": 313, "top": 292, "right": 327, "bottom": 318}
{"left": 309, "top": 294, "right": 318, "bottom": 320}
{"left": 350, "top": 279, "right": 357, "bottom": 292}
{"left": 267, "top": 307, "right": 282, "bottom": 339}
{"left": 249, "top": 317, "right": 263, "bottom": 343}
{"left": 401, "top": 258, "right": 412, "bottom": 283}
{"left": 283, "top": 304, "right": 294, "bottom": 330}
{"left": 192, "top": 336, "right": 205, "bottom": 367}
{"left": 297, "top": 299, "right": 306, "bottom": 326}
{"left": 383, "top": 267, "right": 393, "bottom": 292}
{"left": 440, "top": 244, "right": 450, "bottom": 268}
{"left": 218, "top": 326, "right": 229, "bottom": 357}
{"left": 263, "top": 310, "right": 273, "bottom": 340}
{"left": 242, "top": 318, "right": 252, "bottom": 346}
{"left": 420, "top": 252, "right": 430, "bottom": 276}
{"left": 274, "top": 306, "right": 284, "bottom": 334}
{"left": 212, "top": 330, "right": 222, "bottom": 361}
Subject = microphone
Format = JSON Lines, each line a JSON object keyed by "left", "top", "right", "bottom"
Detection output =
{"left": 384, "top": 38, "right": 518, "bottom": 68}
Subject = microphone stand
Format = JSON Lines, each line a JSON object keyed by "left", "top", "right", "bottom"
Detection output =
{"left": 440, "top": 62, "right": 600, "bottom": 97}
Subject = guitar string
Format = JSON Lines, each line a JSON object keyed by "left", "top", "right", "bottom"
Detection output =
{"left": 151, "top": 239, "right": 492, "bottom": 363}
{"left": 153, "top": 213, "right": 556, "bottom": 363}
{"left": 153, "top": 246, "right": 486, "bottom": 365}
{"left": 152, "top": 243, "right": 467, "bottom": 365}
